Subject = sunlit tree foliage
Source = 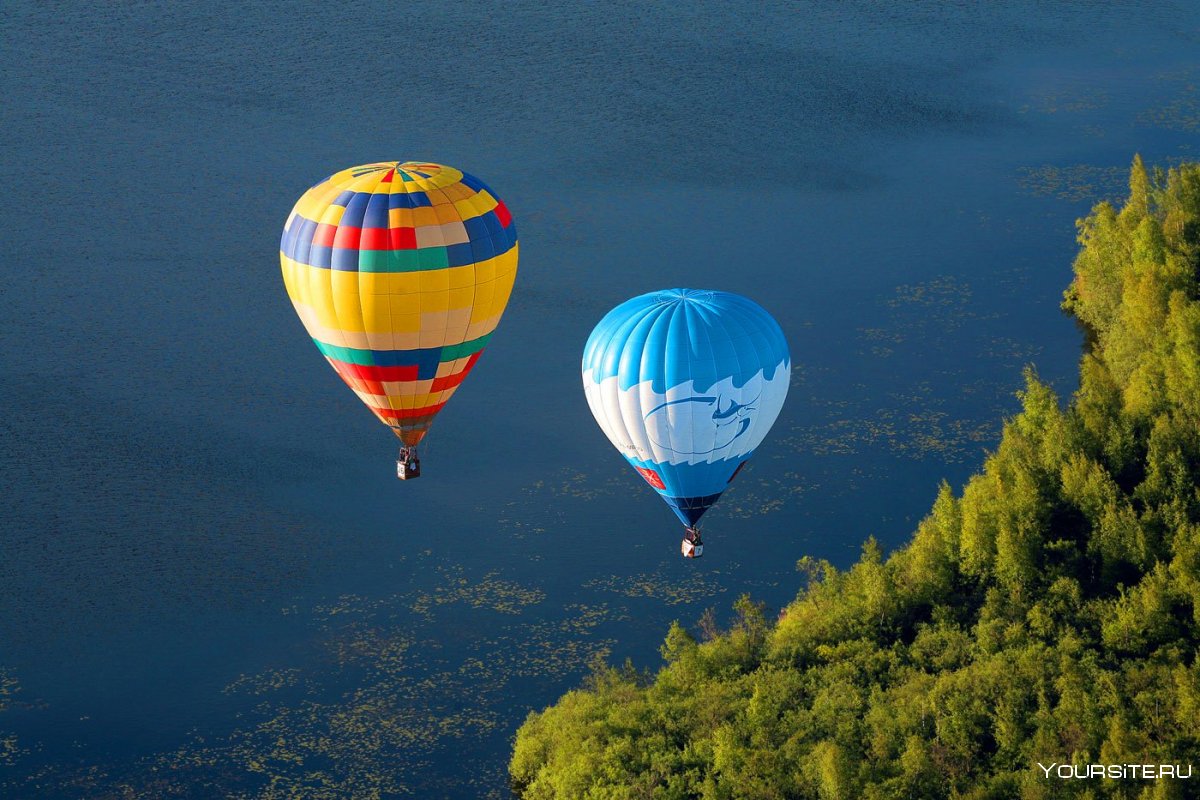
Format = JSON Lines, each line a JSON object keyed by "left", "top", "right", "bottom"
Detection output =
{"left": 511, "top": 158, "right": 1200, "bottom": 799}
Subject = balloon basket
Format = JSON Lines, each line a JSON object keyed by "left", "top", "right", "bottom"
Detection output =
{"left": 397, "top": 448, "right": 421, "bottom": 480}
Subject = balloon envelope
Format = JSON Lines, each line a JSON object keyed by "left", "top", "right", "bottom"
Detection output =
{"left": 281, "top": 162, "right": 518, "bottom": 445}
{"left": 582, "top": 289, "right": 790, "bottom": 527}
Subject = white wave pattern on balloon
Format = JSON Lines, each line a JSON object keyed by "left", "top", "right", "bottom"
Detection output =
{"left": 583, "top": 361, "right": 791, "bottom": 467}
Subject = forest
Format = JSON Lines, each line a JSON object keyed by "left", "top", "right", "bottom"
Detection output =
{"left": 509, "top": 158, "right": 1200, "bottom": 799}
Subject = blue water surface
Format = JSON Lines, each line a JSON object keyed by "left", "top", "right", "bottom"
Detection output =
{"left": 2, "top": 2, "right": 1199, "bottom": 797}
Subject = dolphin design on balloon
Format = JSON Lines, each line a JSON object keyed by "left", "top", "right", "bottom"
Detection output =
{"left": 643, "top": 392, "right": 760, "bottom": 455}
{"left": 582, "top": 289, "right": 790, "bottom": 557}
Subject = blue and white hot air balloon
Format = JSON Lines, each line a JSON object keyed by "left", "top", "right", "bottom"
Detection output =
{"left": 582, "top": 289, "right": 791, "bottom": 557}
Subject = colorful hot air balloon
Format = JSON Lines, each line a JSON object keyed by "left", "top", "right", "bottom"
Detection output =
{"left": 281, "top": 162, "right": 518, "bottom": 478}
{"left": 582, "top": 289, "right": 790, "bottom": 557}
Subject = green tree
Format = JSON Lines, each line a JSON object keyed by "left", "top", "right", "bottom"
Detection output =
{"left": 511, "top": 160, "right": 1200, "bottom": 799}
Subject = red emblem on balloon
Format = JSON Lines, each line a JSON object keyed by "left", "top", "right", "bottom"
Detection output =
{"left": 634, "top": 467, "right": 666, "bottom": 489}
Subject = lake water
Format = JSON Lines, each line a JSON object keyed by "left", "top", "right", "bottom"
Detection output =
{"left": 2, "top": 3, "right": 1198, "bottom": 797}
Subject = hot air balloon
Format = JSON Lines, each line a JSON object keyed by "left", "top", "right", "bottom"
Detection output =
{"left": 281, "top": 162, "right": 518, "bottom": 478}
{"left": 582, "top": 289, "right": 790, "bottom": 557}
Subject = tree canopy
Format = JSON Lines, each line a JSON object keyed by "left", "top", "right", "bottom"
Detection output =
{"left": 510, "top": 158, "right": 1200, "bottom": 800}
